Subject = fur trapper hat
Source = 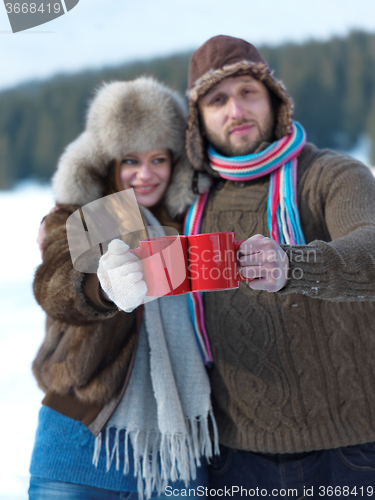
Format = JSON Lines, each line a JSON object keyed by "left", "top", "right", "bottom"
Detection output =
{"left": 186, "top": 35, "right": 295, "bottom": 171}
{"left": 52, "top": 77, "right": 200, "bottom": 216}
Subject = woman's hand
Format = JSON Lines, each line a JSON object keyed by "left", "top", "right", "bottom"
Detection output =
{"left": 97, "top": 239, "right": 148, "bottom": 312}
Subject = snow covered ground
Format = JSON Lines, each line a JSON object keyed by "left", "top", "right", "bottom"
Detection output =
{"left": 0, "top": 142, "right": 373, "bottom": 499}
{"left": 0, "top": 183, "right": 53, "bottom": 500}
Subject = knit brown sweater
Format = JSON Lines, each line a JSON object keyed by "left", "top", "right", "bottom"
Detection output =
{"left": 201, "top": 143, "right": 375, "bottom": 453}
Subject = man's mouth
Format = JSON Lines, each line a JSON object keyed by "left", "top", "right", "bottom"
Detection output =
{"left": 229, "top": 123, "right": 254, "bottom": 136}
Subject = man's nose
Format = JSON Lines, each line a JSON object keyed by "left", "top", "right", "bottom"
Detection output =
{"left": 137, "top": 164, "right": 153, "bottom": 180}
{"left": 227, "top": 96, "right": 245, "bottom": 120}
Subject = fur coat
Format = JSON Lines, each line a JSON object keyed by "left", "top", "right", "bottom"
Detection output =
{"left": 32, "top": 78, "right": 201, "bottom": 435}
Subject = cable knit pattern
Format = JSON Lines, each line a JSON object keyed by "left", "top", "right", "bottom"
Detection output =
{"left": 200, "top": 143, "right": 375, "bottom": 453}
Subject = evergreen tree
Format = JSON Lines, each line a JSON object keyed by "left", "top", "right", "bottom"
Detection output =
{"left": 0, "top": 32, "right": 374, "bottom": 189}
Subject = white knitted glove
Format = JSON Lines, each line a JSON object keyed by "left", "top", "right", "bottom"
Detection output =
{"left": 97, "top": 239, "right": 148, "bottom": 313}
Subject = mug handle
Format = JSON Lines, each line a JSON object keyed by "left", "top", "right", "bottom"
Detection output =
{"left": 129, "top": 247, "right": 142, "bottom": 258}
{"left": 234, "top": 240, "right": 253, "bottom": 282}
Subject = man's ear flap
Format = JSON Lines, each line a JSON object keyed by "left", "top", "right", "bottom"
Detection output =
{"left": 186, "top": 100, "right": 207, "bottom": 171}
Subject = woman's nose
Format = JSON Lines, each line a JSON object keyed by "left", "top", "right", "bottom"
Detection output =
{"left": 137, "top": 164, "right": 153, "bottom": 180}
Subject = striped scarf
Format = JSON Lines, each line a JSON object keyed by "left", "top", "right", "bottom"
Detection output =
{"left": 184, "top": 121, "right": 306, "bottom": 365}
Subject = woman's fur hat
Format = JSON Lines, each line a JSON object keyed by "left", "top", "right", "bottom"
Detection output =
{"left": 52, "top": 77, "right": 199, "bottom": 216}
{"left": 186, "top": 35, "right": 295, "bottom": 172}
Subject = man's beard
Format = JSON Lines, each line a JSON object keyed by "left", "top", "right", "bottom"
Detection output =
{"left": 205, "top": 117, "right": 275, "bottom": 157}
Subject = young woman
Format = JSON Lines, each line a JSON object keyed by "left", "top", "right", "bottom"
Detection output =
{"left": 29, "top": 77, "right": 216, "bottom": 500}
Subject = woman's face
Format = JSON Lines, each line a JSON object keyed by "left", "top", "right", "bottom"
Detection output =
{"left": 119, "top": 149, "right": 172, "bottom": 207}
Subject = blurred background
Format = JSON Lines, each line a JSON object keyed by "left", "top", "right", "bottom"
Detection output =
{"left": 0, "top": 0, "right": 375, "bottom": 498}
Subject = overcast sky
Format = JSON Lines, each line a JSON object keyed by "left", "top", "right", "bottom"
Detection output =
{"left": 0, "top": 0, "right": 375, "bottom": 91}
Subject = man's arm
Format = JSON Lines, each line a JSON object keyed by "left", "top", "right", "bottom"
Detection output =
{"left": 238, "top": 151, "right": 375, "bottom": 301}
{"left": 281, "top": 154, "right": 375, "bottom": 300}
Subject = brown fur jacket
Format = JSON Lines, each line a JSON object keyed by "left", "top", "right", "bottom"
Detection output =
{"left": 33, "top": 206, "right": 142, "bottom": 434}
{"left": 32, "top": 78, "right": 201, "bottom": 435}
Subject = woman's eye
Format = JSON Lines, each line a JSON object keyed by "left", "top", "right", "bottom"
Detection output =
{"left": 121, "top": 159, "right": 138, "bottom": 166}
{"left": 153, "top": 157, "right": 166, "bottom": 164}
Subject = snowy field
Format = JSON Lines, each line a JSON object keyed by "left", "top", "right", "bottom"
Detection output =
{"left": 0, "top": 183, "right": 53, "bottom": 500}
{"left": 0, "top": 146, "right": 373, "bottom": 499}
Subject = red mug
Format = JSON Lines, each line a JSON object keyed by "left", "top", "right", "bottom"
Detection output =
{"left": 188, "top": 232, "right": 248, "bottom": 292}
{"left": 129, "top": 232, "right": 249, "bottom": 297}
{"left": 130, "top": 235, "right": 190, "bottom": 297}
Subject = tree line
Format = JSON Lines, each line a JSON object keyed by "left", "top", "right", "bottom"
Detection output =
{"left": 0, "top": 30, "right": 374, "bottom": 189}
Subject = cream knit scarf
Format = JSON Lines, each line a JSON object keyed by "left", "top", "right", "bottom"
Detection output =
{"left": 93, "top": 208, "right": 219, "bottom": 499}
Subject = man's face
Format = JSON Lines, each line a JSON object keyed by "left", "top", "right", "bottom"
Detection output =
{"left": 198, "top": 75, "right": 275, "bottom": 157}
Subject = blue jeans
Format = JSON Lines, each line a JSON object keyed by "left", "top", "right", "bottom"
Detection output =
{"left": 208, "top": 443, "right": 375, "bottom": 499}
{"left": 28, "top": 477, "right": 182, "bottom": 499}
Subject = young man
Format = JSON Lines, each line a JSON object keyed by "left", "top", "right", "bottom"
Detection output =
{"left": 168, "top": 35, "right": 375, "bottom": 496}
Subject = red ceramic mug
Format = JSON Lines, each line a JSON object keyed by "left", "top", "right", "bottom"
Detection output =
{"left": 188, "top": 232, "right": 249, "bottom": 292}
{"left": 129, "top": 232, "right": 250, "bottom": 297}
{"left": 130, "top": 235, "right": 190, "bottom": 297}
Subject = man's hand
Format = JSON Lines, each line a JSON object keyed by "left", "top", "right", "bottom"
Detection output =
{"left": 97, "top": 239, "right": 148, "bottom": 312}
{"left": 238, "top": 234, "right": 289, "bottom": 292}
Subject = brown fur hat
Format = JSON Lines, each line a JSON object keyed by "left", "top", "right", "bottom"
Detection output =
{"left": 52, "top": 77, "right": 194, "bottom": 214}
{"left": 186, "top": 35, "right": 295, "bottom": 171}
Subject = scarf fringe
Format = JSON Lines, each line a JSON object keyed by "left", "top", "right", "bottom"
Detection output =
{"left": 93, "top": 413, "right": 218, "bottom": 500}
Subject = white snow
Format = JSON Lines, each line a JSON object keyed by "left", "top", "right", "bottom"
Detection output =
{"left": 344, "top": 134, "right": 372, "bottom": 167}
{"left": 0, "top": 182, "right": 54, "bottom": 500}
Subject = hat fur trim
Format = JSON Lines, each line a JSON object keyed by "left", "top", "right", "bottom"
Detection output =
{"left": 87, "top": 78, "right": 187, "bottom": 163}
{"left": 52, "top": 131, "right": 104, "bottom": 206}
{"left": 186, "top": 60, "right": 294, "bottom": 171}
{"left": 52, "top": 77, "right": 198, "bottom": 216}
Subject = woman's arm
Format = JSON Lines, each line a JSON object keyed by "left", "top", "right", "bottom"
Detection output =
{"left": 33, "top": 204, "right": 139, "bottom": 403}
{"left": 32, "top": 313, "right": 138, "bottom": 405}
{"left": 34, "top": 204, "right": 119, "bottom": 324}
